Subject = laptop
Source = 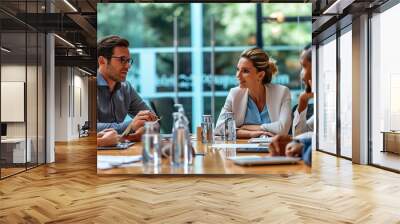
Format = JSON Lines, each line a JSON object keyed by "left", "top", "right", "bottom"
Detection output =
{"left": 236, "top": 146, "right": 269, "bottom": 153}
{"left": 231, "top": 156, "right": 300, "bottom": 166}
{"left": 97, "top": 142, "right": 135, "bottom": 150}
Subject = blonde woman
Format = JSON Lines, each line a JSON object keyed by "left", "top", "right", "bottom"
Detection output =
{"left": 215, "top": 47, "right": 292, "bottom": 138}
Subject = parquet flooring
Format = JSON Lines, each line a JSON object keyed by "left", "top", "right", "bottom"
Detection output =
{"left": 1, "top": 167, "right": 25, "bottom": 177}
{"left": 0, "top": 136, "right": 400, "bottom": 223}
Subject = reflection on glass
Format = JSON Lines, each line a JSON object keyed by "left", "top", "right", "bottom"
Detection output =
{"left": 371, "top": 3, "right": 400, "bottom": 171}
{"left": 317, "top": 38, "right": 337, "bottom": 154}
{"left": 340, "top": 30, "right": 352, "bottom": 158}
{"left": 1, "top": 31, "right": 27, "bottom": 177}
{"left": 0, "top": 1, "right": 47, "bottom": 179}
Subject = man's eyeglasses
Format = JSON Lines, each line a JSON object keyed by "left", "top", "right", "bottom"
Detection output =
{"left": 111, "top": 56, "right": 133, "bottom": 65}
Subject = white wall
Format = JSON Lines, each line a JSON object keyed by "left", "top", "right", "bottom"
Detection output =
{"left": 73, "top": 73, "right": 89, "bottom": 137}
{"left": 1, "top": 64, "right": 46, "bottom": 164}
{"left": 54, "top": 67, "right": 89, "bottom": 141}
{"left": 1, "top": 65, "right": 31, "bottom": 137}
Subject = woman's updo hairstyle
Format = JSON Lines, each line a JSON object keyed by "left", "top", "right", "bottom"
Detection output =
{"left": 240, "top": 47, "right": 278, "bottom": 84}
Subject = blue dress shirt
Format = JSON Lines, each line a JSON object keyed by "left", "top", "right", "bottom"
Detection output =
{"left": 97, "top": 72, "right": 150, "bottom": 134}
{"left": 299, "top": 138, "right": 312, "bottom": 166}
{"left": 243, "top": 96, "right": 271, "bottom": 125}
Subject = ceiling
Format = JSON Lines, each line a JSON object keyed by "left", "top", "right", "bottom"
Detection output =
{"left": 1, "top": 0, "right": 98, "bottom": 73}
{"left": 312, "top": 0, "right": 391, "bottom": 43}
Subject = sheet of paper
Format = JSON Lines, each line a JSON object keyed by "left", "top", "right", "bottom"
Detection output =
{"left": 97, "top": 155, "right": 142, "bottom": 166}
{"left": 97, "top": 161, "right": 141, "bottom": 170}
{"left": 227, "top": 155, "right": 261, "bottom": 160}
{"left": 211, "top": 143, "right": 262, "bottom": 149}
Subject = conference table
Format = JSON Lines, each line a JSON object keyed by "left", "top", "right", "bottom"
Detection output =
{"left": 97, "top": 138, "right": 311, "bottom": 175}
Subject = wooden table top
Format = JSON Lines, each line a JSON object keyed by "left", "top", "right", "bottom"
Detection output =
{"left": 97, "top": 139, "right": 311, "bottom": 175}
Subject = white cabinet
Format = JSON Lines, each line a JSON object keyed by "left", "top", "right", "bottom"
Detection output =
{"left": 1, "top": 138, "right": 32, "bottom": 163}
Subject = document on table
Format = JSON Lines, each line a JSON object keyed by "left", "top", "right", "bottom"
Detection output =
{"left": 97, "top": 142, "right": 135, "bottom": 150}
{"left": 97, "top": 155, "right": 142, "bottom": 170}
{"left": 229, "top": 156, "right": 300, "bottom": 166}
{"left": 211, "top": 143, "right": 263, "bottom": 149}
{"left": 248, "top": 137, "right": 273, "bottom": 143}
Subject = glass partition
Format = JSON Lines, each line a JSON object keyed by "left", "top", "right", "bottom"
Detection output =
{"left": 0, "top": 1, "right": 46, "bottom": 179}
{"left": 370, "top": 3, "right": 400, "bottom": 171}
{"left": 339, "top": 28, "right": 352, "bottom": 158}
{"left": 317, "top": 36, "right": 337, "bottom": 154}
{"left": 1, "top": 30, "right": 28, "bottom": 177}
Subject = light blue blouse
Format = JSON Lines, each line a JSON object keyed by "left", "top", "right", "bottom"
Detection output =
{"left": 243, "top": 96, "right": 271, "bottom": 125}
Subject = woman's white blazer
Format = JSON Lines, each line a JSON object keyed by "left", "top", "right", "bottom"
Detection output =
{"left": 215, "top": 83, "right": 292, "bottom": 135}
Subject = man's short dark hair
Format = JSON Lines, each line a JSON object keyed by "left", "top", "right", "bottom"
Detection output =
{"left": 97, "top": 35, "right": 129, "bottom": 59}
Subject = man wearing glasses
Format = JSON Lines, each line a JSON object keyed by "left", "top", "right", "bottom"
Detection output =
{"left": 97, "top": 35, "right": 157, "bottom": 140}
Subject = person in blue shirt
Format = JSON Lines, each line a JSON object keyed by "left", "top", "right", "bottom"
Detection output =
{"left": 215, "top": 47, "right": 292, "bottom": 138}
{"left": 96, "top": 35, "right": 158, "bottom": 140}
{"left": 269, "top": 134, "right": 312, "bottom": 166}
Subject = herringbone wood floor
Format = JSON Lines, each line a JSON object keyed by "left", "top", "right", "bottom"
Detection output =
{"left": 1, "top": 136, "right": 400, "bottom": 223}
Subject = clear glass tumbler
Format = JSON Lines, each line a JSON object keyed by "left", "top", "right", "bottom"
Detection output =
{"left": 223, "top": 112, "right": 236, "bottom": 142}
{"left": 201, "top": 115, "right": 214, "bottom": 144}
{"left": 142, "top": 122, "right": 161, "bottom": 166}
